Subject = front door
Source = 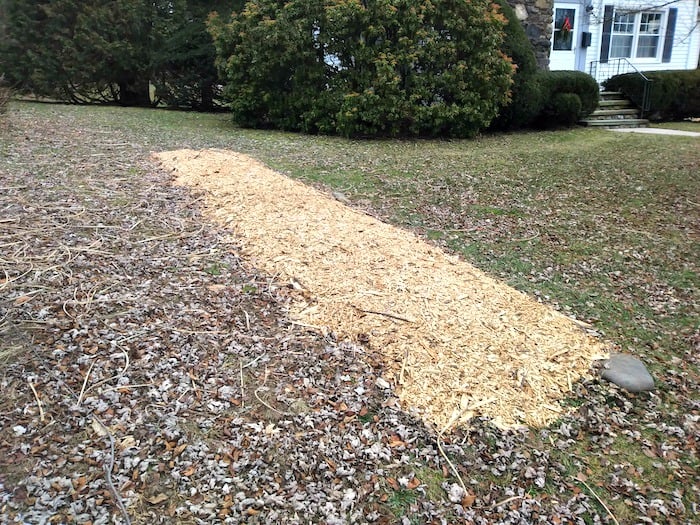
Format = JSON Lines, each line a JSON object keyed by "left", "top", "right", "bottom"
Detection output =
{"left": 550, "top": 3, "right": 580, "bottom": 70}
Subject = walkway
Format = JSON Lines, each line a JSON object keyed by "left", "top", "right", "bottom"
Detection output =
{"left": 610, "top": 127, "right": 700, "bottom": 137}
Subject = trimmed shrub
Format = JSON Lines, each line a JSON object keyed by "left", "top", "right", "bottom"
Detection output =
{"left": 535, "top": 70, "right": 599, "bottom": 127}
{"left": 208, "top": 0, "right": 514, "bottom": 138}
{"left": 604, "top": 69, "right": 700, "bottom": 121}
{"left": 489, "top": 0, "right": 544, "bottom": 130}
{"left": 546, "top": 93, "right": 582, "bottom": 126}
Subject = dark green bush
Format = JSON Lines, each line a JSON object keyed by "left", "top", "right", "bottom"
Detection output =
{"left": 209, "top": 0, "right": 514, "bottom": 138}
{"left": 535, "top": 70, "right": 599, "bottom": 127}
{"left": 604, "top": 69, "right": 700, "bottom": 121}
{"left": 545, "top": 92, "right": 582, "bottom": 125}
{"left": 489, "top": 0, "right": 543, "bottom": 130}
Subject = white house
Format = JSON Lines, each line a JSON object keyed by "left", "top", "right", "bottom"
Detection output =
{"left": 548, "top": 0, "right": 700, "bottom": 82}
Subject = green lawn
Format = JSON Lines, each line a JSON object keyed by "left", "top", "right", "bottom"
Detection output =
{"left": 3, "top": 102, "right": 699, "bottom": 521}
{"left": 650, "top": 120, "right": 700, "bottom": 133}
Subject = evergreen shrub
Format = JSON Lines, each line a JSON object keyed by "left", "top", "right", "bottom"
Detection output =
{"left": 604, "top": 69, "right": 700, "bottom": 121}
{"left": 208, "top": 0, "right": 514, "bottom": 138}
{"left": 489, "top": 0, "right": 543, "bottom": 130}
{"left": 535, "top": 70, "right": 599, "bottom": 127}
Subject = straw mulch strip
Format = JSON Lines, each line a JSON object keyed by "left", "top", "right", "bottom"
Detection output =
{"left": 155, "top": 148, "right": 610, "bottom": 430}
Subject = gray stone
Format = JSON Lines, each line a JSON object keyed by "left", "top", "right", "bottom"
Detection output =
{"left": 515, "top": 4, "right": 528, "bottom": 20}
{"left": 332, "top": 191, "right": 351, "bottom": 205}
{"left": 600, "top": 353, "right": 654, "bottom": 392}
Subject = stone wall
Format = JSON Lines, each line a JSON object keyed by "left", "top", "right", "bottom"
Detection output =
{"left": 507, "top": 0, "right": 553, "bottom": 70}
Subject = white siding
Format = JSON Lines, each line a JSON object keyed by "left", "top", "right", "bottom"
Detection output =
{"left": 584, "top": 0, "right": 700, "bottom": 81}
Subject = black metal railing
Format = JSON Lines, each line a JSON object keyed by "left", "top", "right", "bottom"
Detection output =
{"left": 588, "top": 58, "right": 653, "bottom": 118}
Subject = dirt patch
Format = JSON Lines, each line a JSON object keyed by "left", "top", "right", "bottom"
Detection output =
{"left": 154, "top": 148, "right": 610, "bottom": 429}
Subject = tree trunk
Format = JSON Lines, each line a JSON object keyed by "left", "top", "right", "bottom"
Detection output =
{"left": 118, "top": 79, "right": 151, "bottom": 107}
{"left": 200, "top": 80, "right": 214, "bottom": 111}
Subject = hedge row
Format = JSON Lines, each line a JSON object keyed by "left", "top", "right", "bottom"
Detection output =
{"left": 604, "top": 69, "right": 700, "bottom": 121}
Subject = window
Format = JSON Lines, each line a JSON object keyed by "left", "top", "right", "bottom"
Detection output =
{"left": 637, "top": 12, "right": 662, "bottom": 58}
{"left": 553, "top": 8, "right": 576, "bottom": 51}
{"left": 609, "top": 10, "right": 664, "bottom": 60}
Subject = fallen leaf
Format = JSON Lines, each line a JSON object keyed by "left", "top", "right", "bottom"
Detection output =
{"left": 462, "top": 492, "right": 476, "bottom": 507}
{"left": 407, "top": 477, "right": 421, "bottom": 490}
{"left": 119, "top": 436, "right": 136, "bottom": 450}
{"left": 13, "top": 295, "right": 33, "bottom": 306}
{"left": 388, "top": 435, "right": 407, "bottom": 448}
{"left": 146, "top": 493, "right": 169, "bottom": 505}
{"left": 91, "top": 418, "right": 108, "bottom": 437}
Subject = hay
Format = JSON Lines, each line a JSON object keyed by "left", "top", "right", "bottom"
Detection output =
{"left": 154, "top": 149, "right": 610, "bottom": 430}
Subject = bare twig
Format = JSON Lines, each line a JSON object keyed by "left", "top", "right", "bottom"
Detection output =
{"left": 288, "top": 320, "right": 326, "bottom": 332}
{"left": 254, "top": 387, "right": 294, "bottom": 416}
{"left": 82, "top": 348, "right": 131, "bottom": 399}
{"left": 28, "top": 381, "right": 45, "bottom": 422}
{"left": 92, "top": 415, "right": 132, "bottom": 525}
{"left": 399, "top": 347, "right": 409, "bottom": 385}
{"left": 239, "top": 359, "right": 245, "bottom": 408}
{"left": 242, "top": 353, "right": 266, "bottom": 369}
{"left": 510, "top": 230, "right": 541, "bottom": 243}
{"left": 100, "top": 383, "right": 155, "bottom": 394}
{"left": 576, "top": 477, "right": 620, "bottom": 525}
{"left": 355, "top": 307, "right": 415, "bottom": 323}
{"left": 436, "top": 432, "right": 468, "bottom": 495}
{"left": 491, "top": 495, "right": 525, "bottom": 509}
{"left": 136, "top": 226, "right": 204, "bottom": 244}
{"left": 76, "top": 361, "right": 96, "bottom": 407}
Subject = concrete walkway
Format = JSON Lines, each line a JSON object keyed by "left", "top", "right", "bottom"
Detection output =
{"left": 610, "top": 127, "right": 700, "bottom": 137}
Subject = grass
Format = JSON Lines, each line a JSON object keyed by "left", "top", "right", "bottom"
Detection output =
{"left": 4, "top": 101, "right": 699, "bottom": 521}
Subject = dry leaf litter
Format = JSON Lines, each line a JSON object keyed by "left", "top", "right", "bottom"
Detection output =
{"left": 0, "top": 105, "right": 696, "bottom": 524}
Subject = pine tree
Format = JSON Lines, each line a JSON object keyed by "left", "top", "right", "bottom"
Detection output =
{"left": 0, "top": 0, "right": 238, "bottom": 108}
{"left": 153, "top": 0, "right": 242, "bottom": 110}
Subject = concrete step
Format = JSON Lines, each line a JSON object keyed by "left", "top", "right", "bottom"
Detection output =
{"left": 589, "top": 108, "right": 640, "bottom": 117}
{"left": 599, "top": 99, "right": 634, "bottom": 108}
{"left": 580, "top": 118, "right": 649, "bottom": 128}
{"left": 587, "top": 110, "right": 641, "bottom": 121}
{"left": 599, "top": 91, "right": 624, "bottom": 99}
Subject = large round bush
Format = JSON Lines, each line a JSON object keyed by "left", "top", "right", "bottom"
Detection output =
{"left": 209, "top": 0, "right": 514, "bottom": 138}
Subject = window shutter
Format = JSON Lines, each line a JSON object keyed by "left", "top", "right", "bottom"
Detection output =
{"left": 600, "top": 6, "right": 614, "bottom": 63}
{"left": 662, "top": 8, "right": 677, "bottom": 63}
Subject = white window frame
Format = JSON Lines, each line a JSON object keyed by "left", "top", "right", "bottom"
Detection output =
{"left": 609, "top": 9, "right": 666, "bottom": 62}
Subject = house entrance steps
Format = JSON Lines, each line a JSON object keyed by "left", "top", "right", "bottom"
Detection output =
{"left": 580, "top": 91, "right": 649, "bottom": 128}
